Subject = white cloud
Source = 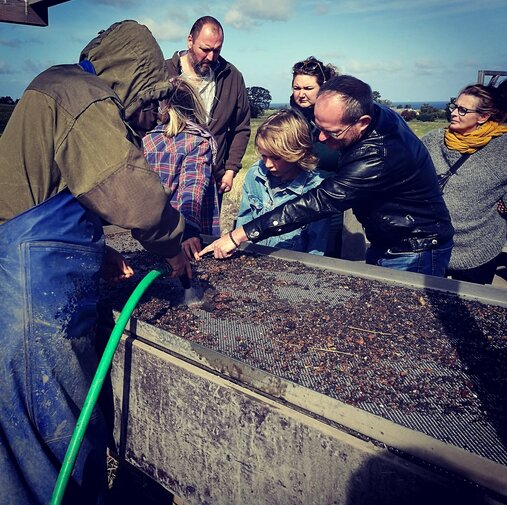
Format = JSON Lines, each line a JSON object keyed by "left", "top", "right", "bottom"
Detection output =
{"left": 0, "top": 38, "right": 21, "bottom": 48}
{"left": 22, "top": 60, "right": 46, "bottom": 74}
{"left": 306, "top": 0, "right": 506, "bottom": 18}
{"left": 0, "top": 60, "right": 14, "bottom": 74}
{"left": 224, "top": 0, "right": 294, "bottom": 29}
{"left": 141, "top": 17, "right": 188, "bottom": 42}
{"left": 344, "top": 60, "right": 404, "bottom": 74}
{"left": 223, "top": 9, "right": 258, "bottom": 30}
{"left": 90, "top": 0, "right": 137, "bottom": 6}
{"left": 413, "top": 59, "right": 445, "bottom": 75}
{"left": 313, "top": 2, "right": 331, "bottom": 16}
{"left": 414, "top": 59, "right": 442, "bottom": 70}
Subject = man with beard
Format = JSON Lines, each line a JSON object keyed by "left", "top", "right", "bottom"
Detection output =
{"left": 165, "top": 16, "right": 250, "bottom": 200}
{"left": 200, "top": 75, "right": 455, "bottom": 277}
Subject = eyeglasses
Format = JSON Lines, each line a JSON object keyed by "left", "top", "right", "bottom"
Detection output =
{"left": 315, "top": 119, "right": 358, "bottom": 139}
{"left": 293, "top": 59, "right": 326, "bottom": 83}
{"left": 448, "top": 102, "right": 481, "bottom": 116}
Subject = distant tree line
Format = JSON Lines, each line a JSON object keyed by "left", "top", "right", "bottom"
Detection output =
{"left": 400, "top": 104, "right": 448, "bottom": 122}
{"left": 0, "top": 97, "right": 18, "bottom": 135}
{"left": 373, "top": 90, "right": 447, "bottom": 123}
{"left": 0, "top": 96, "right": 18, "bottom": 105}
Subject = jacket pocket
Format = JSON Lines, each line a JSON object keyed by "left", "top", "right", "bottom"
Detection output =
{"left": 21, "top": 240, "right": 103, "bottom": 444}
{"left": 247, "top": 195, "right": 266, "bottom": 218}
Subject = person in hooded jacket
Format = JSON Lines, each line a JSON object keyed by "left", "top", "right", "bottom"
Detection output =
{"left": 0, "top": 20, "right": 190, "bottom": 505}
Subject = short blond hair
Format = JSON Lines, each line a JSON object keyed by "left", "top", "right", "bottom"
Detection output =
{"left": 158, "top": 77, "right": 207, "bottom": 137}
{"left": 255, "top": 109, "right": 318, "bottom": 171}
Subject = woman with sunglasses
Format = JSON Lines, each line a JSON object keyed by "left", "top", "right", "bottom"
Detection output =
{"left": 422, "top": 84, "right": 507, "bottom": 284}
{"left": 291, "top": 57, "right": 336, "bottom": 121}
{"left": 290, "top": 56, "right": 339, "bottom": 171}
{"left": 291, "top": 57, "right": 364, "bottom": 258}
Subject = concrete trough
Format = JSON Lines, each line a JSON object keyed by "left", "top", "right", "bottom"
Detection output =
{"left": 101, "top": 229, "right": 507, "bottom": 505}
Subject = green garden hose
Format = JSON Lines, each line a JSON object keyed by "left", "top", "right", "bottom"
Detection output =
{"left": 50, "top": 266, "right": 167, "bottom": 505}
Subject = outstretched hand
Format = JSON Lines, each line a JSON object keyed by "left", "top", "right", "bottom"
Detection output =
{"left": 198, "top": 227, "right": 247, "bottom": 260}
{"left": 101, "top": 246, "right": 134, "bottom": 283}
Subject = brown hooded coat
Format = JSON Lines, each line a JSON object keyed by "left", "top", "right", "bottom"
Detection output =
{"left": 0, "top": 20, "right": 184, "bottom": 257}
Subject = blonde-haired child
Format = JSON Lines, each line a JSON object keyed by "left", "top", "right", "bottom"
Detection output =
{"left": 236, "top": 109, "right": 330, "bottom": 254}
{"left": 143, "top": 77, "right": 220, "bottom": 260}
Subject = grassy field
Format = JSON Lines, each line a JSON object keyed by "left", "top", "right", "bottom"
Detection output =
{"left": 221, "top": 112, "right": 448, "bottom": 232}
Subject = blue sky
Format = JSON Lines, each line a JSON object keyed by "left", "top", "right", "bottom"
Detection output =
{"left": 1, "top": 0, "right": 506, "bottom": 103}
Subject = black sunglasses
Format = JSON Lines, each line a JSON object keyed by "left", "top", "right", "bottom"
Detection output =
{"left": 293, "top": 60, "right": 326, "bottom": 82}
{"left": 448, "top": 102, "right": 482, "bottom": 117}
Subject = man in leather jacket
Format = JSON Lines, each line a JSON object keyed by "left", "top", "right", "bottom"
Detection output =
{"left": 200, "top": 75, "right": 454, "bottom": 277}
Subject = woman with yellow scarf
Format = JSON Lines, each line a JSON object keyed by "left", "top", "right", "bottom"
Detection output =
{"left": 422, "top": 84, "right": 507, "bottom": 285}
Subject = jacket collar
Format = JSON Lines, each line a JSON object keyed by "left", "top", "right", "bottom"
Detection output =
{"left": 257, "top": 162, "right": 314, "bottom": 195}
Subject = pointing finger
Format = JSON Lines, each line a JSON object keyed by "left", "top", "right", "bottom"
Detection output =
{"left": 198, "top": 244, "right": 214, "bottom": 258}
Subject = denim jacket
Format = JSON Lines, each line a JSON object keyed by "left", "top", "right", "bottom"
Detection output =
{"left": 236, "top": 160, "right": 330, "bottom": 255}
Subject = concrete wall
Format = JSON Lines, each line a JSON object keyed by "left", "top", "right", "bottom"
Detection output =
{"left": 109, "top": 334, "right": 499, "bottom": 505}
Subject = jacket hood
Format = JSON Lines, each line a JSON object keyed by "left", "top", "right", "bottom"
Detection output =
{"left": 79, "top": 20, "right": 172, "bottom": 121}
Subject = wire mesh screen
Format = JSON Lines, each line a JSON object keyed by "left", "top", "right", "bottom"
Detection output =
{"left": 102, "top": 231, "right": 507, "bottom": 466}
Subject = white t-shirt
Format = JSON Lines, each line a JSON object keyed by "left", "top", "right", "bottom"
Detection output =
{"left": 181, "top": 69, "right": 216, "bottom": 124}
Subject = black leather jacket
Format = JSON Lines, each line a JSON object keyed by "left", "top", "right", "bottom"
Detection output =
{"left": 243, "top": 104, "right": 454, "bottom": 252}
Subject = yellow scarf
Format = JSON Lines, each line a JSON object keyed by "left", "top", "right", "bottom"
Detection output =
{"left": 444, "top": 121, "right": 507, "bottom": 154}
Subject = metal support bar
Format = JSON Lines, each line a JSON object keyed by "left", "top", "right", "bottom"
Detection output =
{"left": 477, "top": 70, "right": 507, "bottom": 86}
{"left": 0, "top": 0, "right": 69, "bottom": 26}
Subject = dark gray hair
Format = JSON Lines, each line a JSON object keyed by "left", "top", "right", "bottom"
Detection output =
{"left": 319, "top": 75, "right": 374, "bottom": 122}
{"left": 189, "top": 16, "right": 223, "bottom": 39}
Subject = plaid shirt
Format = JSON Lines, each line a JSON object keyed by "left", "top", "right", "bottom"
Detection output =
{"left": 143, "top": 121, "right": 220, "bottom": 236}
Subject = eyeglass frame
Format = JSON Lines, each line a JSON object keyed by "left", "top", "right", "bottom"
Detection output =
{"left": 448, "top": 101, "right": 482, "bottom": 117}
{"left": 313, "top": 118, "right": 359, "bottom": 140}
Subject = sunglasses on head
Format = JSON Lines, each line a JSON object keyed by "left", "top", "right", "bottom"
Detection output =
{"left": 293, "top": 59, "right": 326, "bottom": 82}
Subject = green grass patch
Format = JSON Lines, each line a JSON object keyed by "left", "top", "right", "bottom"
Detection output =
{"left": 407, "top": 119, "right": 448, "bottom": 137}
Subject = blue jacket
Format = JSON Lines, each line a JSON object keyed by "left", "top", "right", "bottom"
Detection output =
{"left": 236, "top": 160, "right": 330, "bottom": 254}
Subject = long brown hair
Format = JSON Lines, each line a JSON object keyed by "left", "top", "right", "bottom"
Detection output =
{"left": 158, "top": 78, "right": 207, "bottom": 137}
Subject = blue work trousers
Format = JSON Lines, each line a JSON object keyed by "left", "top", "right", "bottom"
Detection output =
{"left": 0, "top": 189, "right": 108, "bottom": 504}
